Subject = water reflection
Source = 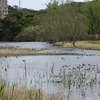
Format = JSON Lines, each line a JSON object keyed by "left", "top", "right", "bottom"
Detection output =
{"left": 0, "top": 42, "right": 52, "bottom": 50}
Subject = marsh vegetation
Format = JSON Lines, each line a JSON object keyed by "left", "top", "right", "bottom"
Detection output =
{"left": 0, "top": 43, "right": 100, "bottom": 100}
{"left": 0, "top": 0, "right": 100, "bottom": 99}
{"left": 0, "top": 58, "right": 100, "bottom": 100}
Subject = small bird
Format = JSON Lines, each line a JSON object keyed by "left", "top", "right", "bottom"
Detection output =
{"left": 5, "top": 68, "right": 7, "bottom": 72}
{"left": 61, "top": 57, "right": 65, "bottom": 60}
{"left": 5, "top": 56, "right": 7, "bottom": 58}
{"left": 22, "top": 60, "right": 25, "bottom": 62}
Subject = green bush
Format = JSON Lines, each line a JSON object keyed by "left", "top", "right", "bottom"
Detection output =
{"left": 15, "top": 26, "right": 42, "bottom": 42}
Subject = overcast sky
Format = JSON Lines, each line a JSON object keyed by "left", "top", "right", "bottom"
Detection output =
{"left": 8, "top": 0, "right": 84, "bottom": 10}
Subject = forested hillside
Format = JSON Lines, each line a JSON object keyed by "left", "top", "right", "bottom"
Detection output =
{"left": 0, "top": 0, "right": 100, "bottom": 43}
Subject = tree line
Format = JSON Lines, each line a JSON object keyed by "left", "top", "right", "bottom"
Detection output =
{"left": 0, "top": 0, "right": 100, "bottom": 46}
{"left": 41, "top": 0, "right": 100, "bottom": 46}
{"left": 0, "top": 5, "right": 44, "bottom": 41}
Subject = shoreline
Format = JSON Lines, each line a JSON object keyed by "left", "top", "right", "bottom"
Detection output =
{"left": 0, "top": 49, "right": 55, "bottom": 57}
{"left": 0, "top": 41, "right": 100, "bottom": 56}
{"left": 55, "top": 41, "right": 100, "bottom": 50}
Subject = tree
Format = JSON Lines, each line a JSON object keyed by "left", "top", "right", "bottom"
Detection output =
{"left": 3, "top": 10, "right": 26, "bottom": 41}
{"left": 8, "top": 5, "right": 18, "bottom": 14}
{"left": 15, "top": 26, "right": 41, "bottom": 42}
{"left": 0, "top": 19, "right": 4, "bottom": 41}
{"left": 42, "top": 0, "right": 86, "bottom": 47}
{"left": 2, "top": 10, "right": 37, "bottom": 41}
{"left": 65, "top": 2, "right": 87, "bottom": 46}
{"left": 82, "top": 1, "right": 100, "bottom": 40}
{"left": 42, "top": 0, "right": 60, "bottom": 43}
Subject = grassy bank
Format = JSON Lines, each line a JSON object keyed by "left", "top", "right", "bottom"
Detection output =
{"left": 0, "top": 81, "right": 43, "bottom": 100}
{"left": 0, "top": 81, "right": 63, "bottom": 100}
{"left": 55, "top": 40, "right": 100, "bottom": 50}
{"left": 0, "top": 47, "right": 54, "bottom": 57}
{"left": 0, "top": 41, "right": 100, "bottom": 56}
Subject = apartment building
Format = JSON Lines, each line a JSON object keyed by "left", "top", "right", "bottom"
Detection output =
{"left": 0, "top": 0, "right": 8, "bottom": 19}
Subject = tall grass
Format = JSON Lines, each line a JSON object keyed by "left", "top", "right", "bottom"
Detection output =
{"left": 0, "top": 58, "right": 100, "bottom": 100}
{"left": 47, "top": 64, "right": 100, "bottom": 100}
{"left": 0, "top": 81, "right": 43, "bottom": 100}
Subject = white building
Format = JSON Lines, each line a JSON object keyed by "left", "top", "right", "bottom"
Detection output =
{"left": 0, "top": 0, "right": 8, "bottom": 19}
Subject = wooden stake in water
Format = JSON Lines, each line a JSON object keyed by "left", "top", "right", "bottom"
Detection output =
{"left": 22, "top": 60, "right": 26, "bottom": 78}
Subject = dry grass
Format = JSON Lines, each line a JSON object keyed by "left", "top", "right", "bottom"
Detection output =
{"left": 0, "top": 82, "right": 44, "bottom": 100}
{"left": 56, "top": 41, "right": 100, "bottom": 50}
{"left": 0, "top": 48, "right": 37, "bottom": 56}
{"left": 0, "top": 49, "right": 56, "bottom": 56}
{"left": 4, "top": 87, "right": 43, "bottom": 100}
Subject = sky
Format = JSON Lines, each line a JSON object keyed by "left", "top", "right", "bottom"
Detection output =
{"left": 8, "top": 0, "right": 84, "bottom": 10}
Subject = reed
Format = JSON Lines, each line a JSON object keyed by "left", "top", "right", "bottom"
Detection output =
{"left": 0, "top": 81, "right": 44, "bottom": 100}
{"left": 48, "top": 64, "right": 100, "bottom": 100}
{"left": 0, "top": 59, "right": 100, "bottom": 100}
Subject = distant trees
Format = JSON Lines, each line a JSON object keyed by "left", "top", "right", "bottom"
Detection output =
{"left": 3, "top": 10, "right": 26, "bottom": 41}
{"left": 8, "top": 5, "right": 18, "bottom": 13}
{"left": 41, "top": 0, "right": 86, "bottom": 47}
{"left": 82, "top": 1, "right": 100, "bottom": 40}
{"left": 0, "top": 10, "right": 37, "bottom": 41}
{"left": 0, "top": 20, "right": 4, "bottom": 41}
{"left": 1, "top": 1, "right": 100, "bottom": 42}
{"left": 42, "top": 0, "right": 60, "bottom": 43}
{"left": 0, "top": 5, "right": 48, "bottom": 42}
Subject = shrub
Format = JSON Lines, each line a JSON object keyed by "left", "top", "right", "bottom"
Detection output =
{"left": 15, "top": 26, "right": 41, "bottom": 42}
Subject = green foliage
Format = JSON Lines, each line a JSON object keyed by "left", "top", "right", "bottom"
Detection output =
{"left": 15, "top": 26, "right": 41, "bottom": 42}
{"left": 1, "top": 1, "right": 100, "bottom": 42}
{"left": 0, "top": 9, "right": 37, "bottom": 41}
{"left": 34, "top": 89, "right": 43, "bottom": 100}
{"left": 42, "top": 0, "right": 86, "bottom": 46}
{"left": 24, "top": 12, "right": 37, "bottom": 26}
{"left": 0, "top": 20, "right": 4, "bottom": 41}
{"left": 82, "top": 1, "right": 100, "bottom": 39}
{"left": 0, "top": 81, "right": 6, "bottom": 100}
{"left": 2, "top": 10, "right": 25, "bottom": 41}
{"left": 8, "top": 5, "right": 18, "bottom": 14}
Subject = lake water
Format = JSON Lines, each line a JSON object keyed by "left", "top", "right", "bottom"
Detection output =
{"left": 0, "top": 42, "right": 100, "bottom": 100}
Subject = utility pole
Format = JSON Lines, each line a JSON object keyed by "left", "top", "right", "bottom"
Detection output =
{"left": 19, "top": 0, "right": 21, "bottom": 9}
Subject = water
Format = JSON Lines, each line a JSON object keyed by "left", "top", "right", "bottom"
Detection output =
{"left": 0, "top": 42, "right": 100, "bottom": 100}
{"left": 0, "top": 42, "right": 52, "bottom": 50}
{"left": 0, "top": 42, "right": 100, "bottom": 55}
